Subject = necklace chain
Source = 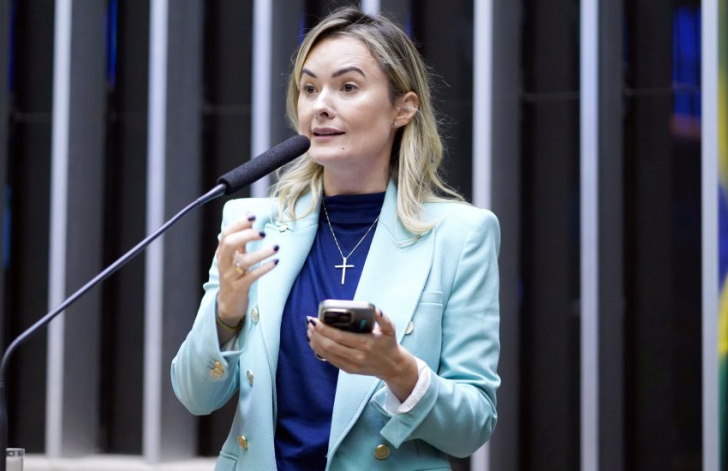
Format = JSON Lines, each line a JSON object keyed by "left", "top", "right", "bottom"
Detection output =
{"left": 322, "top": 200, "right": 379, "bottom": 284}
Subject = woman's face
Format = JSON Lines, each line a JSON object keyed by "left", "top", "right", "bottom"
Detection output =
{"left": 297, "top": 36, "right": 400, "bottom": 194}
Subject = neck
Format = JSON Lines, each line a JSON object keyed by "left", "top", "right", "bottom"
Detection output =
{"left": 322, "top": 168, "right": 388, "bottom": 196}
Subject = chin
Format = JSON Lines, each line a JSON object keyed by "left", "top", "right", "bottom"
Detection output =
{"left": 309, "top": 149, "right": 348, "bottom": 166}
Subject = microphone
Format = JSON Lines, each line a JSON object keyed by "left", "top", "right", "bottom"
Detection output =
{"left": 218, "top": 134, "right": 310, "bottom": 195}
{"left": 0, "top": 135, "right": 310, "bottom": 471}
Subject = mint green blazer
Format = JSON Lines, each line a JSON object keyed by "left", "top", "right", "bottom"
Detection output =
{"left": 171, "top": 181, "right": 500, "bottom": 470}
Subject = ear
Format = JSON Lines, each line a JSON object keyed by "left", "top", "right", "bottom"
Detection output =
{"left": 392, "top": 92, "right": 419, "bottom": 128}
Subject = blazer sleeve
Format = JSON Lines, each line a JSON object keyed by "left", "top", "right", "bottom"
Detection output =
{"left": 371, "top": 209, "right": 501, "bottom": 457}
{"left": 170, "top": 201, "right": 249, "bottom": 416}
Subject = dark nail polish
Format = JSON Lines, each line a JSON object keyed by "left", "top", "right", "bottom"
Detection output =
{"left": 273, "top": 259, "right": 280, "bottom": 265}
{"left": 247, "top": 214, "right": 256, "bottom": 221}
{"left": 307, "top": 318, "right": 316, "bottom": 326}
{"left": 273, "top": 245, "right": 280, "bottom": 252}
{"left": 259, "top": 231, "right": 266, "bottom": 238}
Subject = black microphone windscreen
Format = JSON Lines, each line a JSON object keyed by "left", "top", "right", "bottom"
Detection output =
{"left": 217, "top": 135, "right": 310, "bottom": 195}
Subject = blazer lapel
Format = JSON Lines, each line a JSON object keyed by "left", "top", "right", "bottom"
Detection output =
{"left": 328, "top": 181, "right": 435, "bottom": 453}
{"left": 257, "top": 195, "right": 319, "bottom": 375}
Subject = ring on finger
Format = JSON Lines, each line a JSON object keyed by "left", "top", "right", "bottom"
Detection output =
{"left": 233, "top": 251, "right": 245, "bottom": 274}
{"left": 315, "top": 354, "right": 327, "bottom": 362}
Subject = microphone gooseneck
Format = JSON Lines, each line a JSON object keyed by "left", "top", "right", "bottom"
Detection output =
{"left": 218, "top": 134, "right": 310, "bottom": 195}
{"left": 0, "top": 135, "right": 310, "bottom": 471}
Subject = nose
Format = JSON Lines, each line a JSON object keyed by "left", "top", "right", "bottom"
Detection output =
{"left": 312, "top": 89, "right": 335, "bottom": 119}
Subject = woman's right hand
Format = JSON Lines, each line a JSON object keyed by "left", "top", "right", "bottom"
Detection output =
{"left": 215, "top": 214, "right": 279, "bottom": 343}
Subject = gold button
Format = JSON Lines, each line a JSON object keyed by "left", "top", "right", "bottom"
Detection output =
{"left": 209, "top": 361, "right": 224, "bottom": 379}
{"left": 247, "top": 370, "right": 254, "bottom": 386}
{"left": 237, "top": 434, "right": 248, "bottom": 450}
{"left": 279, "top": 223, "right": 288, "bottom": 232}
{"left": 251, "top": 308, "right": 260, "bottom": 324}
{"left": 374, "top": 444, "right": 390, "bottom": 460}
{"left": 405, "top": 321, "right": 414, "bottom": 335}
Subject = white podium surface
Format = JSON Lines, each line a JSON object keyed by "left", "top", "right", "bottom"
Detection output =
{"left": 24, "top": 456, "right": 216, "bottom": 471}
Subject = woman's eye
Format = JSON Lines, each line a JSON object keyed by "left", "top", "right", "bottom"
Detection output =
{"left": 342, "top": 83, "right": 357, "bottom": 93}
{"left": 302, "top": 85, "right": 316, "bottom": 94}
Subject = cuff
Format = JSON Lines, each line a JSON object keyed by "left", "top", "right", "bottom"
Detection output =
{"left": 383, "top": 357, "right": 431, "bottom": 414}
{"left": 213, "top": 297, "right": 243, "bottom": 353}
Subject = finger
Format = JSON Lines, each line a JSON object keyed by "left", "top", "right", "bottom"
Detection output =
{"left": 319, "top": 347, "right": 361, "bottom": 373}
{"left": 306, "top": 317, "right": 335, "bottom": 352}
{"left": 306, "top": 319, "right": 327, "bottom": 359}
{"left": 220, "top": 213, "right": 257, "bottom": 239}
{"left": 236, "top": 258, "right": 279, "bottom": 284}
{"left": 374, "top": 309, "right": 396, "bottom": 336}
{"left": 218, "top": 229, "right": 267, "bottom": 267}
{"left": 308, "top": 328, "right": 363, "bottom": 370}
{"left": 307, "top": 318, "right": 369, "bottom": 361}
{"left": 309, "top": 315, "right": 368, "bottom": 349}
{"left": 231, "top": 244, "right": 280, "bottom": 271}
{"left": 221, "top": 229, "right": 267, "bottom": 254}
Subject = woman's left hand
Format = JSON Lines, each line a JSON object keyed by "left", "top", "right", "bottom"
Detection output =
{"left": 307, "top": 310, "right": 419, "bottom": 402}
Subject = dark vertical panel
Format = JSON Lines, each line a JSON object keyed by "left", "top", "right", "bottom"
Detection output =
{"left": 58, "top": 0, "right": 108, "bottom": 455}
{"left": 519, "top": 1, "right": 581, "bottom": 470}
{"left": 625, "top": 92, "right": 700, "bottom": 470}
{"left": 270, "top": 0, "right": 305, "bottom": 148}
{"left": 304, "top": 0, "right": 359, "bottom": 28}
{"left": 200, "top": 0, "right": 253, "bottom": 249}
{"left": 6, "top": 0, "right": 54, "bottom": 453}
{"left": 379, "top": 0, "right": 409, "bottom": 28}
{"left": 100, "top": 0, "right": 149, "bottom": 454}
{"left": 198, "top": 0, "right": 253, "bottom": 454}
{"left": 489, "top": 1, "right": 523, "bottom": 470}
{"left": 598, "top": 1, "right": 626, "bottom": 470}
{"left": 522, "top": 1, "right": 581, "bottom": 94}
{"left": 520, "top": 99, "right": 581, "bottom": 471}
{"left": 411, "top": 0, "right": 474, "bottom": 201}
{"left": 159, "top": 0, "right": 204, "bottom": 459}
{"left": 0, "top": 0, "right": 10, "bottom": 347}
{"left": 624, "top": 1, "right": 703, "bottom": 469}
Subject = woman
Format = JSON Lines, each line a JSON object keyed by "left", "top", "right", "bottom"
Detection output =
{"left": 172, "top": 6, "right": 500, "bottom": 470}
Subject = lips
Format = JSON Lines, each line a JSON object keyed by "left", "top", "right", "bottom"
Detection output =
{"left": 312, "top": 128, "right": 344, "bottom": 137}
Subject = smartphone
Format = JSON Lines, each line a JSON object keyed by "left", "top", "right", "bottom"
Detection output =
{"left": 317, "top": 300, "right": 376, "bottom": 333}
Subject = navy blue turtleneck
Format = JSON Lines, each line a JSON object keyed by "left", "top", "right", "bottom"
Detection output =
{"left": 274, "top": 192, "right": 385, "bottom": 470}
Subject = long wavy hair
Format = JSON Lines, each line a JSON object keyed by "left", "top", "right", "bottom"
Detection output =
{"left": 272, "top": 6, "right": 463, "bottom": 234}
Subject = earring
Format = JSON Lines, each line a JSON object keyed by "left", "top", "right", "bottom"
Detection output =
{"left": 393, "top": 121, "right": 398, "bottom": 128}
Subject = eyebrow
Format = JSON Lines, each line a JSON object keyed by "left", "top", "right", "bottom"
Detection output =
{"left": 332, "top": 66, "right": 366, "bottom": 78}
{"left": 300, "top": 66, "right": 366, "bottom": 80}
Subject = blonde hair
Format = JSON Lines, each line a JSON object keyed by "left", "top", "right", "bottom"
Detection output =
{"left": 273, "top": 6, "right": 463, "bottom": 234}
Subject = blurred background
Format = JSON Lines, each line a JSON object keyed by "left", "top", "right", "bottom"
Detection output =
{"left": 0, "top": 0, "right": 724, "bottom": 470}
